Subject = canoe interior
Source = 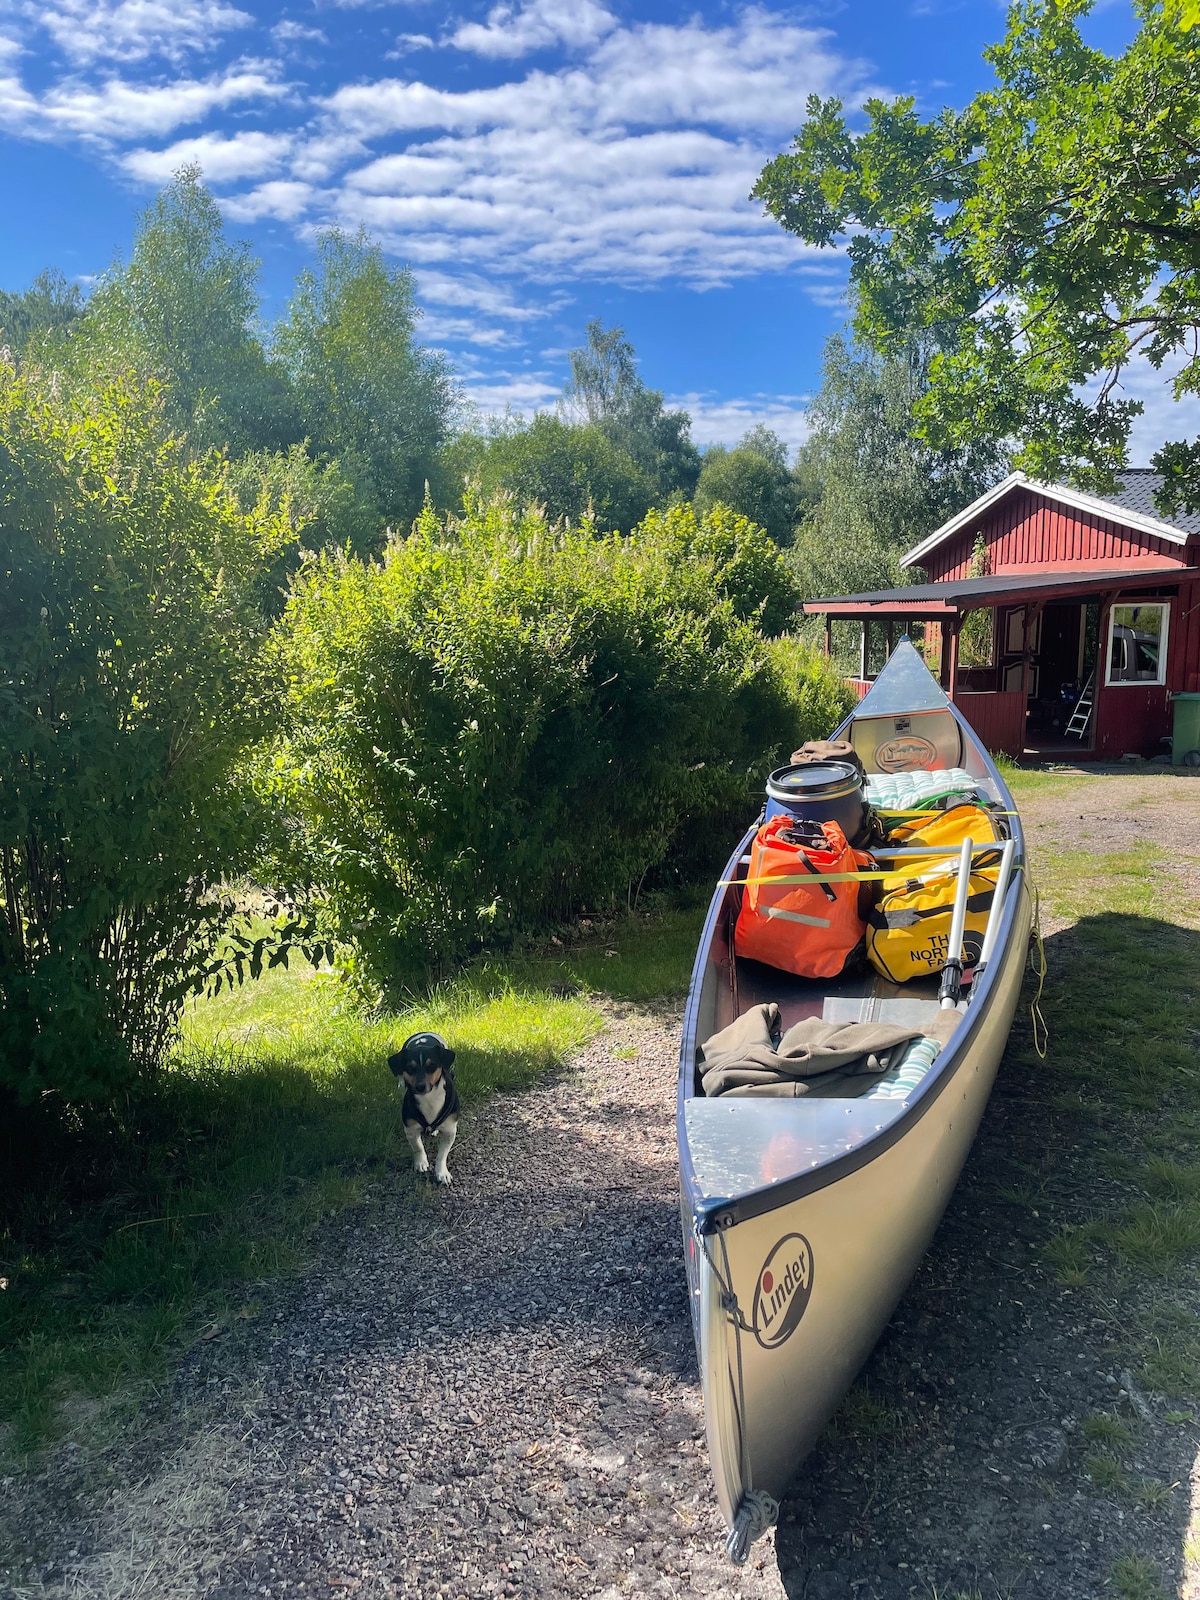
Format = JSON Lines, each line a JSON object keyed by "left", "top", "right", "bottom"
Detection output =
{"left": 677, "top": 640, "right": 1031, "bottom": 1548}
{"left": 678, "top": 640, "right": 1026, "bottom": 1215}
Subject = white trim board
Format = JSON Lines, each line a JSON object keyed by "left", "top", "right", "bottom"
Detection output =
{"left": 901, "top": 471, "right": 1192, "bottom": 569}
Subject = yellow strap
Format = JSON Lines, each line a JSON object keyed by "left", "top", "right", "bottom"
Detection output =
{"left": 724, "top": 870, "right": 915, "bottom": 886}
{"left": 721, "top": 861, "right": 1014, "bottom": 888}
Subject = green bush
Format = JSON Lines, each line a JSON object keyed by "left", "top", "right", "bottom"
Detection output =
{"left": 0, "top": 365, "right": 292, "bottom": 1102}
{"left": 632, "top": 501, "right": 799, "bottom": 636}
{"left": 260, "top": 496, "right": 806, "bottom": 987}
{"left": 762, "top": 635, "right": 858, "bottom": 747}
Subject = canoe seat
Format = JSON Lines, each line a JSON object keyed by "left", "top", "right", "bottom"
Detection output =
{"left": 821, "top": 996, "right": 943, "bottom": 1030}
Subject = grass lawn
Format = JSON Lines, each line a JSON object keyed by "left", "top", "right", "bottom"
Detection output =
{"left": 0, "top": 902, "right": 705, "bottom": 1456}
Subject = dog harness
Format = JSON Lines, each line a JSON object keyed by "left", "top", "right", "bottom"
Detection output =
{"left": 403, "top": 1078, "right": 460, "bottom": 1134}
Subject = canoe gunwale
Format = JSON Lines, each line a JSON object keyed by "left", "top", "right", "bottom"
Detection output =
{"left": 677, "top": 698, "right": 1028, "bottom": 1238}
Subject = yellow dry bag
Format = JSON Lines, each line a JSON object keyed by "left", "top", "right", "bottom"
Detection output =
{"left": 865, "top": 804, "right": 1005, "bottom": 984}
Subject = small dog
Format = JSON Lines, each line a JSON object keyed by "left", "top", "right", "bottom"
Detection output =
{"left": 389, "top": 1031, "right": 459, "bottom": 1186}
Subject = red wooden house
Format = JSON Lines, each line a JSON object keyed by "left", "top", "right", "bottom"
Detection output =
{"left": 802, "top": 469, "right": 1200, "bottom": 759}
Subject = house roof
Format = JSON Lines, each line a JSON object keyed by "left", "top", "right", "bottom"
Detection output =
{"left": 802, "top": 566, "right": 1181, "bottom": 620}
{"left": 1099, "top": 469, "right": 1200, "bottom": 535}
{"left": 900, "top": 470, "right": 1198, "bottom": 569}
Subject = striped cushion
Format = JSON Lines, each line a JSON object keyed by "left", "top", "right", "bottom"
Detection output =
{"left": 864, "top": 768, "right": 980, "bottom": 811}
{"left": 865, "top": 1035, "right": 942, "bottom": 1100}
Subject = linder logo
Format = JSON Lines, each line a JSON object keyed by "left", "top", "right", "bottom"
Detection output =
{"left": 751, "top": 1234, "right": 814, "bottom": 1350}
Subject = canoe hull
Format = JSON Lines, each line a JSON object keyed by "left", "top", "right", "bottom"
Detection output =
{"left": 688, "top": 876, "right": 1031, "bottom": 1523}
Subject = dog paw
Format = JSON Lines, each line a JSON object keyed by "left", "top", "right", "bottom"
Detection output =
{"left": 412, "top": 1160, "right": 430, "bottom": 1177}
{"left": 433, "top": 1169, "right": 453, "bottom": 1187}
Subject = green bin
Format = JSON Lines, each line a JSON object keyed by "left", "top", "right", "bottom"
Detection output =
{"left": 1171, "top": 692, "right": 1200, "bottom": 764}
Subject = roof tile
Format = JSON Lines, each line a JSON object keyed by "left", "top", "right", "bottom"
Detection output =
{"left": 1096, "top": 470, "right": 1200, "bottom": 536}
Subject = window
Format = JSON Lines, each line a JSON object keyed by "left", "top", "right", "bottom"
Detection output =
{"left": 1105, "top": 602, "right": 1169, "bottom": 687}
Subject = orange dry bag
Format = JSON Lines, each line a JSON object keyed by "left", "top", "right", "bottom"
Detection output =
{"left": 734, "top": 816, "right": 871, "bottom": 980}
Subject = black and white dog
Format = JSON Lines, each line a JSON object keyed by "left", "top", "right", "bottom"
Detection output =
{"left": 388, "top": 1031, "right": 459, "bottom": 1186}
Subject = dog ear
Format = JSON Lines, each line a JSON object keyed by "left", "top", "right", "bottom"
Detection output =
{"left": 441, "top": 1046, "right": 456, "bottom": 1070}
{"left": 387, "top": 1052, "right": 406, "bottom": 1078}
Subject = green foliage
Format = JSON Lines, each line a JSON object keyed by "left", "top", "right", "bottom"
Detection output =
{"left": 260, "top": 496, "right": 802, "bottom": 986}
{"left": 0, "top": 270, "right": 83, "bottom": 362}
{"left": 1080, "top": 1412, "right": 1134, "bottom": 1450}
{"left": 440, "top": 412, "right": 654, "bottom": 532}
{"left": 959, "top": 535, "right": 995, "bottom": 668}
{"left": 695, "top": 428, "right": 799, "bottom": 546}
{"left": 632, "top": 500, "right": 800, "bottom": 636}
{"left": 761, "top": 635, "right": 859, "bottom": 748}
{"left": 77, "top": 166, "right": 295, "bottom": 455}
{"left": 225, "top": 443, "right": 380, "bottom": 609}
{"left": 754, "top": 3, "right": 1200, "bottom": 511}
{"left": 789, "top": 333, "right": 1006, "bottom": 602}
{"left": 0, "top": 363, "right": 294, "bottom": 1102}
{"left": 277, "top": 229, "right": 455, "bottom": 545}
{"left": 1109, "top": 1553, "right": 1170, "bottom": 1600}
{"left": 562, "top": 318, "right": 700, "bottom": 499}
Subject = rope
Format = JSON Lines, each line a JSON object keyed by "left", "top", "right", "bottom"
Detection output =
{"left": 698, "top": 1227, "right": 779, "bottom": 1565}
{"left": 726, "top": 1489, "right": 779, "bottom": 1566}
{"left": 1028, "top": 881, "right": 1049, "bottom": 1060}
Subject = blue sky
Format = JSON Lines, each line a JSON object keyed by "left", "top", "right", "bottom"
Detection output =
{"left": 0, "top": 0, "right": 1182, "bottom": 455}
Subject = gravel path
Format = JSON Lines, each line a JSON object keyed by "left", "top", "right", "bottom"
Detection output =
{"left": 2, "top": 1006, "right": 785, "bottom": 1600}
{"left": 5, "top": 769, "right": 1200, "bottom": 1600}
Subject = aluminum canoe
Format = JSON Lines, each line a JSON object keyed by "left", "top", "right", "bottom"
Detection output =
{"left": 676, "top": 639, "right": 1033, "bottom": 1561}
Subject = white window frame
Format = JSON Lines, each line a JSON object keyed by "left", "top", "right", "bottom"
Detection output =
{"left": 1105, "top": 601, "right": 1170, "bottom": 688}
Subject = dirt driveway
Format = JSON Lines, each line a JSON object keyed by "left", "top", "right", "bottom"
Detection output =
{"left": 3, "top": 769, "right": 1200, "bottom": 1600}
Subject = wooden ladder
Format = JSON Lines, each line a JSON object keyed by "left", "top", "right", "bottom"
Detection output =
{"left": 1065, "top": 670, "right": 1095, "bottom": 739}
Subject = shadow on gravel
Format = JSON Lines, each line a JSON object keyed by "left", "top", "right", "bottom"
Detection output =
{"left": 773, "top": 912, "right": 1200, "bottom": 1600}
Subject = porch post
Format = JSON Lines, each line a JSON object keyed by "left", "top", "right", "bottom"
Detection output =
{"left": 824, "top": 614, "right": 832, "bottom": 658}
{"left": 1022, "top": 601, "right": 1046, "bottom": 694}
{"left": 860, "top": 620, "right": 869, "bottom": 681}
{"left": 947, "top": 615, "right": 961, "bottom": 701}
{"left": 886, "top": 620, "right": 895, "bottom": 657}
{"left": 1021, "top": 606, "right": 1031, "bottom": 695}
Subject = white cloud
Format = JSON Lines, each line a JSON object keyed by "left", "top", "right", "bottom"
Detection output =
{"left": 1, "top": 65, "right": 287, "bottom": 141}
{"left": 450, "top": 0, "right": 616, "bottom": 60}
{"left": 27, "top": 0, "right": 253, "bottom": 66}
{"left": 669, "top": 391, "right": 812, "bottom": 452}
{"left": 414, "top": 268, "right": 564, "bottom": 321}
{"left": 123, "top": 129, "right": 294, "bottom": 183}
{"left": 326, "top": 122, "right": 839, "bottom": 284}
{"left": 323, "top": 13, "right": 873, "bottom": 138}
{"left": 272, "top": 19, "right": 328, "bottom": 44}
{"left": 420, "top": 313, "right": 521, "bottom": 347}
{"left": 289, "top": 132, "right": 368, "bottom": 181}
{"left": 388, "top": 32, "right": 434, "bottom": 55}
{"left": 219, "top": 178, "right": 321, "bottom": 221}
{"left": 312, "top": 10, "right": 875, "bottom": 286}
{"left": 460, "top": 372, "right": 562, "bottom": 413}
{"left": 457, "top": 376, "right": 813, "bottom": 449}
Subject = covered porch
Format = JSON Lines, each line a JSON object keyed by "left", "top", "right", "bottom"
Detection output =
{"left": 804, "top": 568, "right": 1184, "bottom": 760}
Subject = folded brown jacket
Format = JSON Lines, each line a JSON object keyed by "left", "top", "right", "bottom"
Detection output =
{"left": 788, "top": 739, "right": 865, "bottom": 779}
{"left": 699, "top": 1004, "right": 924, "bottom": 1099}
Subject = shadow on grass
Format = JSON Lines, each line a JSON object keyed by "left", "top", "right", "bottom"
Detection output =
{"left": 775, "top": 911, "right": 1200, "bottom": 1600}
{"left": 0, "top": 901, "right": 704, "bottom": 1454}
